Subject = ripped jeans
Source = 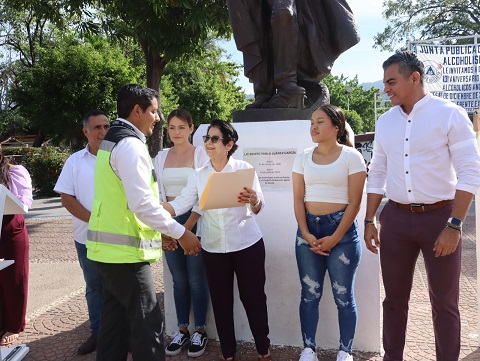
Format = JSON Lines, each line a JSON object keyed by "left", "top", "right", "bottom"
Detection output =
{"left": 295, "top": 210, "right": 361, "bottom": 353}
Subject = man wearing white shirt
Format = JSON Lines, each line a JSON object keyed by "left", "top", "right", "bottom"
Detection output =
{"left": 364, "top": 51, "right": 480, "bottom": 361}
{"left": 54, "top": 109, "right": 110, "bottom": 355}
{"left": 86, "top": 84, "right": 201, "bottom": 361}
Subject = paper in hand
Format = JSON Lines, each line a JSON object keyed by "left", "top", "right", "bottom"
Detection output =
{"left": 199, "top": 168, "right": 255, "bottom": 210}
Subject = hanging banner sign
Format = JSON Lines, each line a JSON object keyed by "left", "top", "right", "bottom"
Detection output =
{"left": 415, "top": 43, "right": 480, "bottom": 113}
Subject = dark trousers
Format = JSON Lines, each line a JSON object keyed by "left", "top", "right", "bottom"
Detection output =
{"left": 0, "top": 214, "right": 29, "bottom": 334}
{"left": 94, "top": 262, "right": 165, "bottom": 361}
{"left": 203, "top": 239, "right": 270, "bottom": 359}
{"left": 379, "top": 202, "right": 460, "bottom": 361}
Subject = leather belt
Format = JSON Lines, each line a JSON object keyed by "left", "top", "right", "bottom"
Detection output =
{"left": 388, "top": 199, "right": 454, "bottom": 213}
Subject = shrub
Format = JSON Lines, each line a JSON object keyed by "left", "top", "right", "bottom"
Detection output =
{"left": 20, "top": 147, "right": 71, "bottom": 196}
{"left": 344, "top": 109, "right": 364, "bottom": 135}
{"left": 0, "top": 146, "right": 38, "bottom": 164}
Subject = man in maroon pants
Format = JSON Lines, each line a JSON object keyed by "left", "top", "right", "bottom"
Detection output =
{"left": 364, "top": 51, "right": 480, "bottom": 361}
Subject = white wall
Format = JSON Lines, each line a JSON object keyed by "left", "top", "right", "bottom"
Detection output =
{"left": 163, "top": 120, "right": 381, "bottom": 352}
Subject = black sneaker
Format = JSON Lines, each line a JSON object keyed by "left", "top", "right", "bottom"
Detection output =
{"left": 165, "top": 330, "right": 190, "bottom": 356}
{"left": 187, "top": 331, "right": 208, "bottom": 358}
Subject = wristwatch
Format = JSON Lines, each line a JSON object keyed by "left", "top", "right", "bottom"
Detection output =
{"left": 447, "top": 217, "right": 463, "bottom": 230}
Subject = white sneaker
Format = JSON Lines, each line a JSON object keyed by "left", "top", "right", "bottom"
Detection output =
{"left": 336, "top": 350, "right": 353, "bottom": 361}
{"left": 299, "top": 347, "right": 318, "bottom": 361}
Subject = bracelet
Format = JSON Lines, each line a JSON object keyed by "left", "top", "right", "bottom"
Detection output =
{"left": 364, "top": 219, "right": 375, "bottom": 225}
{"left": 445, "top": 224, "right": 461, "bottom": 233}
{"left": 251, "top": 198, "right": 261, "bottom": 209}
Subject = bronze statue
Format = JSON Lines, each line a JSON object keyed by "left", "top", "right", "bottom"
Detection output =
{"left": 227, "top": 0, "right": 360, "bottom": 109}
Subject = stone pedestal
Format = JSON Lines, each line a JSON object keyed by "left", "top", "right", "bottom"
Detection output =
{"left": 163, "top": 119, "right": 381, "bottom": 352}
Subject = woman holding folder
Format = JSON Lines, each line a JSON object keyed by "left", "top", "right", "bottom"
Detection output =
{"left": 162, "top": 119, "right": 271, "bottom": 361}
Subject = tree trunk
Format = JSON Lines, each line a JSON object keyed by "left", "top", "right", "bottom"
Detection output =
{"left": 33, "top": 129, "right": 46, "bottom": 147}
{"left": 143, "top": 44, "right": 168, "bottom": 158}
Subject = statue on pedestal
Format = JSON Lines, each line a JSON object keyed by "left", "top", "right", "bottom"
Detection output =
{"left": 227, "top": 0, "right": 359, "bottom": 113}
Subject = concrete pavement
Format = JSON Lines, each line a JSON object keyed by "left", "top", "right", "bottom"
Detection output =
{"left": 1, "top": 196, "right": 478, "bottom": 360}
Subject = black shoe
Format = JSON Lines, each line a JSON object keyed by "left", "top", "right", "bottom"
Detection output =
{"left": 165, "top": 330, "right": 190, "bottom": 356}
{"left": 263, "top": 82, "right": 306, "bottom": 108}
{"left": 187, "top": 331, "right": 208, "bottom": 358}
{"left": 77, "top": 334, "right": 97, "bottom": 355}
{"left": 245, "top": 94, "right": 272, "bottom": 109}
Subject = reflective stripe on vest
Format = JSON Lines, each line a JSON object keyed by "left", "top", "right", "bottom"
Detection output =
{"left": 87, "top": 229, "right": 161, "bottom": 250}
{"left": 87, "top": 124, "right": 162, "bottom": 264}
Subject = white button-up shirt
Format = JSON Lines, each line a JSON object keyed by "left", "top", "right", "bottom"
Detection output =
{"left": 367, "top": 93, "right": 480, "bottom": 203}
{"left": 170, "top": 157, "right": 264, "bottom": 253}
{"left": 54, "top": 146, "right": 96, "bottom": 244}
{"left": 108, "top": 119, "right": 186, "bottom": 240}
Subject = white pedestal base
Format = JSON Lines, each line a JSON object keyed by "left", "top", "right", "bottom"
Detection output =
{"left": 163, "top": 119, "right": 381, "bottom": 352}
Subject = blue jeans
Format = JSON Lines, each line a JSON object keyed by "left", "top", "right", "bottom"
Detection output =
{"left": 295, "top": 210, "right": 361, "bottom": 353}
{"left": 75, "top": 240, "right": 103, "bottom": 335}
{"left": 164, "top": 211, "right": 209, "bottom": 329}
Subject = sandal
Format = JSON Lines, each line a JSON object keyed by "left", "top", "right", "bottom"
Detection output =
{"left": 0, "top": 332, "right": 19, "bottom": 346}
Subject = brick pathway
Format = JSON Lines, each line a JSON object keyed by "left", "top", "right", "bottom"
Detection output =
{"left": 1, "top": 214, "right": 478, "bottom": 360}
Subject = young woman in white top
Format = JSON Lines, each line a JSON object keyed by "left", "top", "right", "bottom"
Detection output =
{"left": 153, "top": 109, "right": 210, "bottom": 358}
{"left": 162, "top": 119, "right": 271, "bottom": 361}
{"left": 292, "top": 104, "right": 366, "bottom": 361}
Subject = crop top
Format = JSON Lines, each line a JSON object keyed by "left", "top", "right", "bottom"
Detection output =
{"left": 292, "top": 145, "right": 366, "bottom": 204}
{"left": 162, "top": 168, "right": 195, "bottom": 197}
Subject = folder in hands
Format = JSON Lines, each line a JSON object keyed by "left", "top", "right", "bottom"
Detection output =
{"left": 199, "top": 168, "right": 255, "bottom": 210}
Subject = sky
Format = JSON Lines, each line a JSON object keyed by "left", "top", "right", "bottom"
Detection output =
{"left": 219, "top": 0, "right": 393, "bottom": 94}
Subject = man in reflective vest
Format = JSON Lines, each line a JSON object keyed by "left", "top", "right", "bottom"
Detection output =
{"left": 87, "top": 84, "right": 201, "bottom": 361}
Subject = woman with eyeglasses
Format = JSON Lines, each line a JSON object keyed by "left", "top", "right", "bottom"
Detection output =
{"left": 153, "top": 109, "right": 210, "bottom": 358}
{"left": 162, "top": 119, "right": 271, "bottom": 361}
{"left": 293, "top": 104, "right": 366, "bottom": 361}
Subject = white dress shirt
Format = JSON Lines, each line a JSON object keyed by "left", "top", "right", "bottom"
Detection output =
{"left": 54, "top": 146, "right": 96, "bottom": 244}
{"left": 367, "top": 93, "right": 480, "bottom": 203}
{"left": 109, "top": 119, "right": 186, "bottom": 240}
{"left": 169, "top": 157, "right": 265, "bottom": 253}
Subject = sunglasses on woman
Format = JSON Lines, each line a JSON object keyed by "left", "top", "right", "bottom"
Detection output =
{"left": 202, "top": 135, "right": 224, "bottom": 144}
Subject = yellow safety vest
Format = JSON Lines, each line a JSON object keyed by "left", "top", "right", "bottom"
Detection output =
{"left": 86, "top": 123, "right": 162, "bottom": 263}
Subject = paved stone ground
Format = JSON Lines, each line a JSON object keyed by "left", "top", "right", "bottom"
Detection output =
{"left": 1, "top": 210, "right": 478, "bottom": 360}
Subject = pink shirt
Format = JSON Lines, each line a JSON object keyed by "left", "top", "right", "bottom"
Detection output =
{"left": 9, "top": 165, "right": 33, "bottom": 209}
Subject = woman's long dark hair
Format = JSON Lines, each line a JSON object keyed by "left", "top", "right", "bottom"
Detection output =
{"left": 0, "top": 154, "right": 11, "bottom": 189}
{"left": 313, "top": 104, "right": 351, "bottom": 146}
{"left": 166, "top": 108, "right": 194, "bottom": 147}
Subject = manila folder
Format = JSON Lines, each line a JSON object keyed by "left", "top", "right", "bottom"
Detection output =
{"left": 199, "top": 168, "right": 255, "bottom": 210}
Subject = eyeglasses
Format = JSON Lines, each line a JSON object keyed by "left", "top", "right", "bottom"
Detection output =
{"left": 203, "top": 135, "right": 224, "bottom": 144}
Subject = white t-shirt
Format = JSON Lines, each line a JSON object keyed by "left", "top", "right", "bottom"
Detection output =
{"left": 292, "top": 145, "right": 366, "bottom": 204}
{"left": 54, "top": 146, "right": 96, "bottom": 244}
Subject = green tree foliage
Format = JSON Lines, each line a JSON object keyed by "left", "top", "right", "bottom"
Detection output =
{"left": 161, "top": 45, "right": 248, "bottom": 128}
{"left": 11, "top": 35, "right": 141, "bottom": 148}
{"left": 344, "top": 110, "right": 363, "bottom": 135}
{"left": 323, "top": 75, "right": 379, "bottom": 133}
{"left": 374, "top": 0, "right": 480, "bottom": 51}
{"left": 0, "top": 0, "right": 81, "bottom": 67}
{"left": 97, "top": 0, "right": 231, "bottom": 90}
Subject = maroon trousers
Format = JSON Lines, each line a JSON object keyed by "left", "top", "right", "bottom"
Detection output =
{"left": 379, "top": 202, "right": 460, "bottom": 361}
{"left": 202, "top": 239, "right": 270, "bottom": 359}
{"left": 0, "top": 214, "right": 29, "bottom": 334}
